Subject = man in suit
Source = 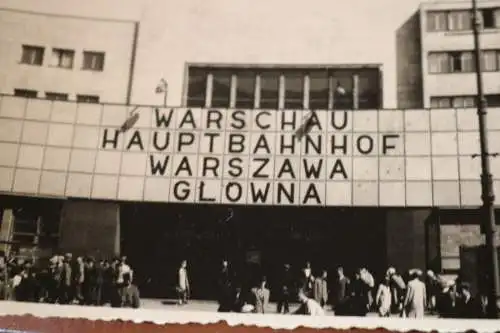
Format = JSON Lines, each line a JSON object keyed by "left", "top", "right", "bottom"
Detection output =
{"left": 403, "top": 270, "right": 427, "bottom": 318}
{"left": 456, "top": 282, "right": 483, "bottom": 319}
{"left": 314, "top": 270, "right": 329, "bottom": 308}
{"left": 251, "top": 277, "right": 270, "bottom": 314}
{"left": 277, "top": 264, "right": 293, "bottom": 314}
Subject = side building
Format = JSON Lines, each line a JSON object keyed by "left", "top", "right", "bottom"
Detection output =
{"left": 0, "top": 8, "right": 139, "bottom": 104}
{"left": 421, "top": 0, "right": 500, "bottom": 108}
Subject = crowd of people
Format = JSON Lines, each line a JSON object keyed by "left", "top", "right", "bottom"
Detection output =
{"left": 0, "top": 252, "right": 488, "bottom": 319}
{"left": 179, "top": 260, "right": 487, "bottom": 318}
{"left": 0, "top": 253, "right": 140, "bottom": 308}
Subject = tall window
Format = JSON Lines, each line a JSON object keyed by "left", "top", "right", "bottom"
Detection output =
{"left": 14, "top": 89, "right": 37, "bottom": 98}
{"left": 308, "top": 70, "right": 329, "bottom": 110}
{"left": 20, "top": 45, "right": 44, "bottom": 66}
{"left": 481, "top": 8, "right": 500, "bottom": 29}
{"left": 358, "top": 69, "right": 380, "bottom": 109}
{"left": 45, "top": 92, "right": 68, "bottom": 101}
{"left": 448, "top": 10, "right": 472, "bottom": 31}
{"left": 82, "top": 51, "right": 105, "bottom": 71}
{"left": 259, "top": 70, "right": 280, "bottom": 109}
{"left": 77, "top": 95, "right": 100, "bottom": 103}
{"left": 283, "top": 71, "right": 304, "bottom": 109}
{"left": 186, "top": 68, "right": 208, "bottom": 107}
{"left": 450, "top": 51, "right": 475, "bottom": 72}
{"left": 235, "top": 70, "right": 256, "bottom": 108}
{"left": 211, "top": 69, "right": 231, "bottom": 108}
{"left": 332, "top": 73, "right": 353, "bottom": 110}
{"left": 50, "top": 48, "right": 74, "bottom": 69}
{"left": 481, "top": 50, "right": 498, "bottom": 71}
{"left": 427, "top": 11, "right": 448, "bottom": 31}
{"left": 428, "top": 52, "right": 450, "bottom": 73}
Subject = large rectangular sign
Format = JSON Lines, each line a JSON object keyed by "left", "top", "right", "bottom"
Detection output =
{"left": 1, "top": 95, "right": 500, "bottom": 207}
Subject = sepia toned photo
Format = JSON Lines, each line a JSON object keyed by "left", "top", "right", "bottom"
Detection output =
{"left": 1, "top": 0, "right": 500, "bottom": 330}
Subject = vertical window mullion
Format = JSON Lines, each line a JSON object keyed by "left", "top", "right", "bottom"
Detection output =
{"left": 278, "top": 74, "right": 285, "bottom": 109}
{"left": 229, "top": 74, "right": 237, "bottom": 108}
{"left": 303, "top": 74, "right": 310, "bottom": 109}
{"left": 205, "top": 73, "right": 213, "bottom": 108}
{"left": 254, "top": 75, "right": 261, "bottom": 109}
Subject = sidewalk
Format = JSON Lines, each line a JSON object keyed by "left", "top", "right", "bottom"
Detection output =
{"left": 141, "top": 299, "right": 438, "bottom": 317}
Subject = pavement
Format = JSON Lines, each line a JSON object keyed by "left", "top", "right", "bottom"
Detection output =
{"left": 140, "top": 299, "right": 438, "bottom": 317}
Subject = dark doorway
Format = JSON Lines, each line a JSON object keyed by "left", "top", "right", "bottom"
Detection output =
{"left": 120, "top": 203, "right": 388, "bottom": 300}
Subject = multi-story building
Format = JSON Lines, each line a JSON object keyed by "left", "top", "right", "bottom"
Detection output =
{"left": 421, "top": 0, "right": 500, "bottom": 108}
{"left": 0, "top": 8, "right": 138, "bottom": 104}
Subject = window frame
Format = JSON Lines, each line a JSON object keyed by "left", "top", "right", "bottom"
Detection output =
{"left": 82, "top": 51, "right": 105, "bottom": 71}
{"left": 20, "top": 45, "right": 45, "bottom": 66}
{"left": 76, "top": 94, "right": 100, "bottom": 103}
{"left": 50, "top": 48, "right": 75, "bottom": 69}
{"left": 45, "top": 92, "right": 69, "bottom": 101}
{"left": 14, "top": 89, "right": 38, "bottom": 98}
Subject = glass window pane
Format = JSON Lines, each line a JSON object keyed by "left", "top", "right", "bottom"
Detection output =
{"left": 187, "top": 67, "right": 208, "bottom": 107}
{"left": 284, "top": 71, "right": 304, "bottom": 109}
{"left": 235, "top": 70, "right": 256, "bottom": 109}
{"left": 358, "top": 69, "right": 380, "bottom": 109}
{"left": 482, "top": 50, "right": 497, "bottom": 71}
{"left": 211, "top": 69, "right": 231, "bottom": 108}
{"left": 259, "top": 70, "right": 279, "bottom": 109}
{"left": 309, "top": 70, "right": 329, "bottom": 110}
{"left": 332, "top": 72, "right": 353, "bottom": 110}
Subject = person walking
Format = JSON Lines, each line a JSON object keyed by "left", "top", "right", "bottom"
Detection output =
{"left": 251, "top": 277, "right": 270, "bottom": 314}
{"left": 375, "top": 276, "right": 392, "bottom": 317}
{"left": 177, "top": 260, "right": 190, "bottom": 305}
{"left": 403, "top": 270, "right": 427, "bottom": 318}
{"left": 277, "top": 264, "right": 293, "bottom": 314}
{"left": 314, "top": 270, "right": 329, "bottom": 308}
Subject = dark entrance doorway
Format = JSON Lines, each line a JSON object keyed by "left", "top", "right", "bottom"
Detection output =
{"left": 120, "top": 203, "right": 388, "bottom": 300}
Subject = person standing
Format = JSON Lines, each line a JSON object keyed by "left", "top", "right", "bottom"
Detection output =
{"left": 455, "top": 282, "right": 483, "bottom": 319}
{"left": 301, "top": 262, "right": 314, "bottom": 298}
{"left": 333, "top": 266, "right": 350, "bottom": 315}
{"left": 60, "top": 254, "right": 72, "bottom": 304}
{"left": 83, "top": 257, "right": 99, "bottom": 305}
{"left": 375, "top": 276, "right": 392, "bottom": 317}
{"left": 177, "top": 260, "right": 190, "bottom": 305}
{"left": 251, "top": 277, "right": 270, "bottom": 314}
{"left": 217, "top": 260, "right": 233, "bottom": 312}
{"left": 277, "top": 264, "right": 293, "bottom": 314}
{"left": 314, "top": 270, "right": 329, "bottom": 308}
{"left": 73, "top": 256, "right": 85, "bottom": 304}
{"left": 403, "top": 270, "right": 427, "bottom": 318}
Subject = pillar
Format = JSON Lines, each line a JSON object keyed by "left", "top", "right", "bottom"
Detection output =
{"left": 59, "top": 200, "right": 120, "bottom": 259}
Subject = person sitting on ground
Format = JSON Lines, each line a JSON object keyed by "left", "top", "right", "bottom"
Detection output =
{"left": 294, "top": 289, "right": 325, "bottom": 316}
{"left": 121, "top": 274, "right": 140, "bottom": 308}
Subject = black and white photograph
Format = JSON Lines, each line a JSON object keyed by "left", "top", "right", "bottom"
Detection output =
{"left": 1, "top": 0, "right": 500, "bottom": 330}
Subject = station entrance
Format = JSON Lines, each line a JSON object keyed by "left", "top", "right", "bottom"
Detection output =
{"left": 119, "top": 203, "right": 435, "bottom": 300}
{"left": 0, "top": 195, "right": 441, "bottom": 301}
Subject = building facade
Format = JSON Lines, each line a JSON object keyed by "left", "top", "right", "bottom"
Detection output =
{"left": 0, "top": 8, "right": 138, "bottom": 104}
{"left": 420, "top": 0, "right": 500, "bottom": 108}
{"left": 0, "top": 0, "right": 499, "bottom": 298}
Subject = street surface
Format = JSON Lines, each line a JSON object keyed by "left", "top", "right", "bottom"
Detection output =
{"left": 141, "top": 299, "right": 438, "bottom": 317}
